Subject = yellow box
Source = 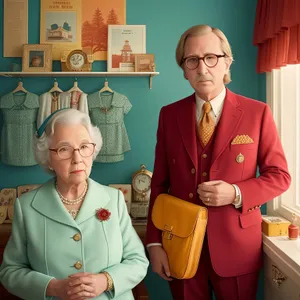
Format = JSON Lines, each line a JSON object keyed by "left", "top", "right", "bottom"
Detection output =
{"left": 262, "top": 215, "right": 291, "bottom": 237}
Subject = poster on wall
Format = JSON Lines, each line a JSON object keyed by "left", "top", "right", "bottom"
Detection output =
{"left": 40, "top": 0, "right": 82, "bottom": 60}
{"left": 82, "top": 0, "right": 126, "bottom": 61}
{"left": 4, "top": 0, "right": 28, "bottom": 57}
{"left": 107, "top": 25, "right": 146, "bottom": 72}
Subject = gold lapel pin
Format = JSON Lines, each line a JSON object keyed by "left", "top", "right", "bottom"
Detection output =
{"left": 236, "top": 153, "right": 245, "bottom": 163}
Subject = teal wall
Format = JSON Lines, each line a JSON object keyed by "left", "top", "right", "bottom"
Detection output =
{"left": 0, "top": 0, "right": 265, "bottom": 299}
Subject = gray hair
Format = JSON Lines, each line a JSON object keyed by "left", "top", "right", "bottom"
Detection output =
{"left": 33, "top": 109, "right": 102, "bottom": 175}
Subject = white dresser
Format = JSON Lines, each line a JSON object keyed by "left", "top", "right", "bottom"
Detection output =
{"left": 263, "top": 235, "right": 300, "bottom": 300}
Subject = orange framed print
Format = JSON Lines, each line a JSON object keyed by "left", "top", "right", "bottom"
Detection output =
{"left": 107, "top": 25, "right": 146, "bottom": 72}
{"left": 82, "top": 0, "right": 126, "bottom": 61}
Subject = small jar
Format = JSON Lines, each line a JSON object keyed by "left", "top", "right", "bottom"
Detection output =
{"left": 288, "top": 213, "right": 299, "bottom": 240}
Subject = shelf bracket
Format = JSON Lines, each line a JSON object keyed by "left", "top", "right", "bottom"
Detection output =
{"left": 149, "top": 75, "right": 153, "bottom": 89}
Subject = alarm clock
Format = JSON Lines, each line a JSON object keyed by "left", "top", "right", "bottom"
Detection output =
{"left": 131, "top": 164, "right": 152, "bottom": 219}
{"left": 61, "top": 49, "right": 94, "bottom": 72}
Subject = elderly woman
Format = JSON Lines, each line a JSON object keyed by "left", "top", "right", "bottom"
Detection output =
{"left": 0, "top": 109, "right": 149, "bottom": 300}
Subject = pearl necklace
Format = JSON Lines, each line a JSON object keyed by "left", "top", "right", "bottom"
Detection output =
{"left": 56, "top": 182, "right": 88, "bottom": 205}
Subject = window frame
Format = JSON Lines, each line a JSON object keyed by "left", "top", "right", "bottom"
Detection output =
{"left": 266, "top": 66, "right": 300, "bottom": 227}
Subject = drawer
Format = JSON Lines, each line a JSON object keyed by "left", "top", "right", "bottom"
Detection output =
{"left": 264, "top": 253, "right": 300, "bottom": 299}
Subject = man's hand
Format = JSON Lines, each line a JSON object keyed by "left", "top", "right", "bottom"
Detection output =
{"left": 148, "top": 245, "right": 173, "bottom": 281}
{"left": 197, "top": 180, "right": 235, "bottom": 206}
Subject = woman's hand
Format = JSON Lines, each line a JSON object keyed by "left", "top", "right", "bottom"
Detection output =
{"left": 67, "top": 272, "right": 108, "bottom": 299}
{"left": 46, "top": 277, "right": 96, "bottom": 300}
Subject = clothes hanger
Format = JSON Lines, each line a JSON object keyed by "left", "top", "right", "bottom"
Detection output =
{"left": 68, "top": 78, "right": 83, "bottom": 93}
{"left": 49, "top": 78, "right": 63, "bottom": 93}
{"left": 99, "top": 78, "right": 113, "bottom": 93}
{"left": 12, "top": 78, "right": 28, "bottom": 94}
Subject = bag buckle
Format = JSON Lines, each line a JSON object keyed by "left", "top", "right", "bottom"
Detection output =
{"left": 163, "top": 224, "right": 173, "bottom": 240}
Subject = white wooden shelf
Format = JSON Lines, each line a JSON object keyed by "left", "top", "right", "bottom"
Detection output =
{"left": 0, "top": 71, "right": 160, "bottom": 89}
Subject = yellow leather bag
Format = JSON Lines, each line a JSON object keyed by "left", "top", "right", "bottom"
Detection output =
{"left": 152, "top": 194, "right": 208, "bottom": 279}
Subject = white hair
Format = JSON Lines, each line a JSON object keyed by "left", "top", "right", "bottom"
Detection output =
{"left": 33, "top": 109, "right": 102, "bottom": 175}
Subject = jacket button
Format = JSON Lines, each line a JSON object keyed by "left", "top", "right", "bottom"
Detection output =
{"left": 74, "top": 261, "right": 83, "bottom": 270}
{"left": 202, "top": 172, "right": 207, "bottom": 177}
{"left": 202, "top": 154, "right": 207, "bottom": 158}
{"left": 191, "top": 168, "right": 196, "bottom": 174}
{"left": 73, "top": 233, "right": 81, "bottom": 241}
{"left": 189, "top": 193, "right": 193, "bottom": 199}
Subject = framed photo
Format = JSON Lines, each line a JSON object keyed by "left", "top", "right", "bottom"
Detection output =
{"left": 107, "top": 25, "right": 146, "bottom": 72}
{"left": 108, "top": 184, "right": 132, "bottom": 213}
{"left": 22, "top": 44, "right": 53, "bottom": 72}
{"left": 135, "top": 54, "right": 155, "bottom": 72}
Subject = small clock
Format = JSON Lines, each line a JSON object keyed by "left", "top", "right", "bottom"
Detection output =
{"left": 61, "top": 49, "right": 94, "bottom": 72}
{"left": 131, "top": 164, "right": 152, "bottom": 219}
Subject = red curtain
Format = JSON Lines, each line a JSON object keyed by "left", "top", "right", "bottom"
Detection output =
{"left": 253, "top": 0, "right": 300, "bottom": 73}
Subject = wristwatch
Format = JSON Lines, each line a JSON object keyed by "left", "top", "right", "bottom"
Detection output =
{"left": 232, "top": 184, "right": 241, "bottom": 206}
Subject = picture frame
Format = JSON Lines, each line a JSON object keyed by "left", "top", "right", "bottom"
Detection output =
{"left": 108, "top": 184, "right": 132, "bottom": 213}
{"left": 17, "top": 184, "right": 41, "bottom": 198}
{"left": 107, "top": 25, "right": 146, "bottom": 72}
{"left": 40, "top": 0, "right": 82, "bottom": 60}
{"left": 22, "top": 44, "right": 53, "bottom": 72}
{"left": 135, "top": 54, "right": 155, "bottom": 72}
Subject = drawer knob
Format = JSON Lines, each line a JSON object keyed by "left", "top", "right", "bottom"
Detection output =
{"left": 272, "top": 265, "right": 286, "bottom": 288}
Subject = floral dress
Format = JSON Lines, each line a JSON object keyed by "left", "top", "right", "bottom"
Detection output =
{"left": 0, "top": 92, "right": 39, "bottom": 166}
{"left": 88, "top": 91, "right": 132, "bottom": 163}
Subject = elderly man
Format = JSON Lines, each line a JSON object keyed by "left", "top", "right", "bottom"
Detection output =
{"left": 146, "top": 24, "right": 291, "bottom": 300}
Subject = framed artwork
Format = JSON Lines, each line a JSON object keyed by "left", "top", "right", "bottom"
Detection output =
{"left": 108, "top": 184, "right": 132, "bottom": 213}
{"left": 17, "top": 184, "right": 41, "bottom": 198}
{"left": 82, "top": 0, "right": 126, "bottom": 61}
{"left": 135, "top": 54, "right": 155, "bottom": 72}
{"left": 0, "top": 188, "right": 17, "bottom": 224}
{"left": 107, "top": 25, "right": 146, "bottom": 72}
{"left": 22, "top": 44, "right": 53, "bottom": 72}
{"left": 40, "top": 0, "right": 82, "bottom": 60}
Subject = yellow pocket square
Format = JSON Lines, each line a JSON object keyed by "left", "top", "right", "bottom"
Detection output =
{"left": 231, "top": 135, "right": 254, "bottom": 145}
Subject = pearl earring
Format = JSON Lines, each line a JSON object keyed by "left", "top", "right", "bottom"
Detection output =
{"left": 49, "top": 166, "right": 54, "bottom": 171}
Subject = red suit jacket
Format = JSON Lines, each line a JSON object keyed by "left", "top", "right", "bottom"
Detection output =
{"left": 146, "top": 89, "right": 291, "bottom": 277}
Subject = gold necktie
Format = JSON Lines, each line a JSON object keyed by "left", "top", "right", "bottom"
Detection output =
{"left": 198, "top": 102, "right": 215, "bottom": 146}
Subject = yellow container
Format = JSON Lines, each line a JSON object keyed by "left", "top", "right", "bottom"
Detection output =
{"left": 262, "top": 215, "right": 290, "bottom": 237}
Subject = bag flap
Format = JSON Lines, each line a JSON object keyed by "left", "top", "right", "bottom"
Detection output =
{"left": 152, "top": 194, "right": 207, "bottom": 238}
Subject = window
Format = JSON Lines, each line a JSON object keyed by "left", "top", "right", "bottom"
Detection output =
{"left": 266, "top": 65, "right": 300, "bottom": 225}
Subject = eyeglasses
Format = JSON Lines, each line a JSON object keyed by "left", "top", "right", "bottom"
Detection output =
{"left": 49, "top": 143, "right": 96, "bottom": 160}
{"left": 182, "top": 54, "right": 226, "bottom": 70}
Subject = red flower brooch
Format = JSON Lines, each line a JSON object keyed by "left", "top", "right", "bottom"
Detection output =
{"left": 96, "top": 208, "right": 111, "bottom": 221}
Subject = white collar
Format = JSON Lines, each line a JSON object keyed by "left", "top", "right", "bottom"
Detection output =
{"left": 195, "top": 88, "right": 226, "bottom": 118}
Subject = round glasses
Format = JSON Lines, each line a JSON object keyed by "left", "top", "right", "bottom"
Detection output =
{"left": 49, "top": 143, "right": 96, "bottom": 160}
{"left": 182, "top": 54, "right": 226, "bottom": 70}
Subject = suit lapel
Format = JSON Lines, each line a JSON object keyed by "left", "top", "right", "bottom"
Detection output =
{"left": 211, "top": 89, "right": 243, "bottom": 167}
{"left": 32, "top": 179, "right": 76, "bottom": 228}
{"left": 32, "top": 178, "right": 110, "bottom": 227}
{"left": 177, "top": 94, "right": 198, "bottom": 168}
{"left": 75, "top": 179, "right": 110, "bottom": 225}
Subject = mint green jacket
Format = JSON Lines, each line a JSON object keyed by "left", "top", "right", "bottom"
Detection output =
{"left": 0, "top": 178, "right": 149, "bottom": 299}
